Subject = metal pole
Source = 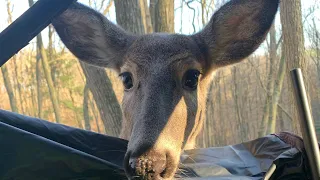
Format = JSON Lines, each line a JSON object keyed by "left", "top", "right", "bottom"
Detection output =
{"left": 290, "top": 68, "right": 320, "bottom": 180}
{"left": 264, "top": 164, "right": 276, "bottom": 180}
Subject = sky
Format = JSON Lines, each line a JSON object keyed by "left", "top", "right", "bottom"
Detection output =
{"left": 0, "top": 0, "right": 319, "bottom": 55}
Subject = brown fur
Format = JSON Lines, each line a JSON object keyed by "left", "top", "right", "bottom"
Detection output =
{"left": 52, "top": 0, "right": 279, "bottom": 179}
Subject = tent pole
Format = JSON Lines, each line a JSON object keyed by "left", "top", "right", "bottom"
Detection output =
{"left": 290, "top": 68, "right": 320, "bottom": 180}
{"left": 264, "top": 164, "right": 276, "bottom": 180}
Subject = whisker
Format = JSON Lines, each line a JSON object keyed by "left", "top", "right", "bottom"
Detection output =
{"left": 183, "top": 155, "right": 197, "bottom": 163}
{"left": 177, "top": 162, "right": 198, "bottom": 178}
{"left": 98, "top": 150, "right": 127, "bottom": 153}
{"left": 175, "top": 167, "right": 190, "bottom": 178}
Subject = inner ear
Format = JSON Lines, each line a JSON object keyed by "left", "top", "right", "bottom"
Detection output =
{"left": 52, "top": 2, "right": 136, "bottom": 71}
{"left": 191, "top": 0, "right": 279, "bottom": 72}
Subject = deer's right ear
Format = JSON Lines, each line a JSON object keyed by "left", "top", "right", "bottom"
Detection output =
{"left": 52, "top": 2, "right": 135, "bottom": 71}
{"left": 191, "top": 0, "right": 279, "bottom": 74}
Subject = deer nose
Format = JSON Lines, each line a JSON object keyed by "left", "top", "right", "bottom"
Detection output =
{"left": 125, "top": 152, "right": 167, "bottom": 180}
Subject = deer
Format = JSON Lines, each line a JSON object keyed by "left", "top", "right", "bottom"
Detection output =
{"left": 52, "top": 0, "right": 279, "bottom": 179}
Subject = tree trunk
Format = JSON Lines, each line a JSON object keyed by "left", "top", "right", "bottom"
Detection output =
{"left": 267, "top": 56, "right": 286, "bottom": 134}
{"left": 29, "top": 0, "right": 61, "bottom": 123}
{"left": 259, "top": 23, "right": 276, "bottom": 136}
{"left": 201, "top": 0, "right": 207, "bottom": 26}
{"left": 12, "top": 50, "right": 24, "bottom": 113}
{"left": 217, "top": 72, "right": 223, "bottom": 145}
{"left": 114, "top": 0, "right": 146, "bottom": 35}
{"left": 153, "top": 0, "right": 174, "bottom": 33}
{"left": 1, "top": 65, "right": 18, "bottom": 113}
{"left": 6, "top": 0, "right": 24, "bottom": 114}
{"left": 2, "top": 0, "right": 18, "bottom": 113}
{"left": 223, "top": 72, "right": 229, "bottom": 145}
{"left": 279, "top": 102, "right": 285, "bottom": 130}
{"left": 25, "top": 58, "right": 37, "bottom": 117}
{"left": 204, "top": 76, "right": 215, "bottom": 147}
{"left": 232, "top": 67, "right": 245, "bottom": 142}
{"left": 89, "top": 95, "right": 101, "bottom": 133}
{"left": 80, "top": 62, "right": 122, "bottom": 136}
{"left": 311, "top": 18, "right": 320, "bottom": 137}
{"left": 48, "top": 25, "right": 58, "bottom": 87}
{"left": 139, "top": 0, "right": 153, "bottom": 33}
{"left": 13, "top": 57, "right": 24, "bottom": 114}
{"left": 83, "top": 83, "right": 91, "bottom": 131}
{"left": 39, "top": 35, "right": 61, "bottom": 123}
{"left": 149, "top": 0, "right": 157, "bottom": 31}
{"left": 259, "top": 97, "right": 270, "bottom": 136}
{"left": 280, "top": 0, "right": 306, "bottom": 134}
{"left": 267, "top": 22, "right": 278, "bottom": 129}
{"left": 69, "top": 89, "right": 83, "bottom": 129}
{"left": 36, "top": 44, "right": 43, "bottom": 118}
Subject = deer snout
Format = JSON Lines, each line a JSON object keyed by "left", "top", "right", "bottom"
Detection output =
{"left": 124, "top": 146, "right": 179, "bottom": 180}
{"left": 125, "top": 153, "right": 166, "bottom": 179}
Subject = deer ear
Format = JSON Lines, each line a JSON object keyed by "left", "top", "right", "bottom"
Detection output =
{"left": 52, "top": 2, "right": 136, "bottom": 71}
{"left": 192, "top": 0, "right": 279, "bottom": 72}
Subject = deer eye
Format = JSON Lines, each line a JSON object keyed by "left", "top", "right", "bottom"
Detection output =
{"left": 183, "top": 69, "right": 200, "bottom": 91}
{"left": 120, "top": 72, "right": 133, "bottom": 90}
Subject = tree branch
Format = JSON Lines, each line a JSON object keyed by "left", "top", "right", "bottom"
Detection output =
{"left": 183, "top": 0, "right": 196, "bottom": 33}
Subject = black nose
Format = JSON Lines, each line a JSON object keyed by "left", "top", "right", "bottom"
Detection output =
{"left": 125, "top": 155, "right": 166, "bottom": 180}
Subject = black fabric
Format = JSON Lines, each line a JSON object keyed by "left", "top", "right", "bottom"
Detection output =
{"left": 0, "top": 109, "right": 313, "bottom": 179}
{"left": 0, "top": 110, "right": 126, "bottom": 180}
{"left": 269, "top": 149, "right": 310, "bottom": 180}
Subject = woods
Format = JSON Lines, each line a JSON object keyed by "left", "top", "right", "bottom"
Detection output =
{"left": 0, "top": 0, "right": 319, "bottom": 148}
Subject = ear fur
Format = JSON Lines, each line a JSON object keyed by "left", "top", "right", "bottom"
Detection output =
{"left": 192, "top": 0, "right": 280, "bottom": 72}
{"left": 52, "top": 2, "right": 136, "bottom": 71}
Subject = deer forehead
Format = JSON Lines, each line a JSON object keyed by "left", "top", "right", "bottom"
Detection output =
{"left": 120, "top": 34, "right": 205, "bottom": 77}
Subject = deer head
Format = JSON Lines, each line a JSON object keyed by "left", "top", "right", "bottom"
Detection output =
{"left": 52, "top": 0, "right": 279, "bottom": 179}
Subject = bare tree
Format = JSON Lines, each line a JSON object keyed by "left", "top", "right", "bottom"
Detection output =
{"left": 28, "top": 0, "right": 61, "bottom": 123}
{"left": 36, "top": 42, "right": 43, "bottom": 118}
{"left": 1, "top": 0, "right": 18, "bottom": 113}
{"left": 267, "top": 55, "right": 286, "bottom": 133}
{"left": 139, "top": 0, "right": 153, "bottom": 33}
{"left": 280, "top": 0, "right": 306, "bottom": 134}
{"left": 149, "top": 0, "right": 156, "bottom": 31}
{"left": 259, "top": 23, "right": 277, "bottom": 136}
{"left": 80, "top": 62, "right": 122, "bottom": 136}
{"left": 232, "top": 67, "right": 245, "bottom": 142}
{"left": 153, "top": 0, "right": 174, "bottom": 33}
{"left": 1, "top": 65, "right": 18, "bottom": 112}
{"left": 114, "top": 0, "right": 145, "bottom": 35}
{"left": 83, "top": 83, "right": 91, "bottom": 131}
{"left": 6, "top": 0, "right": 25, "bottom": 113}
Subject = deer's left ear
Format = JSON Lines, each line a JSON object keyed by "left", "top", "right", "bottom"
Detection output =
{"left": 192, "top": 0, "right": 279, "bottom": 72}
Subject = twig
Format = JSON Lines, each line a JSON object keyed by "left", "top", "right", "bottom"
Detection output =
{"left": 183, "top": 0, "right": 196, "bottom": 33}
